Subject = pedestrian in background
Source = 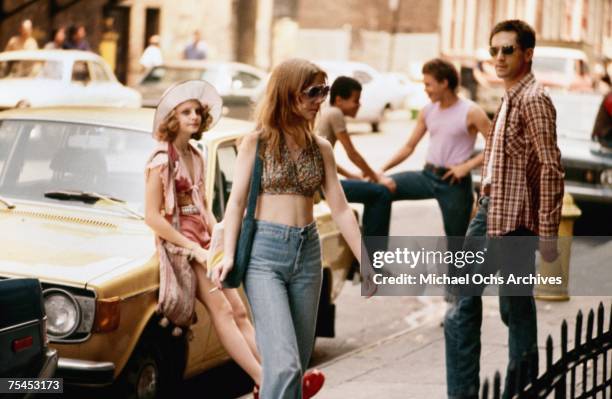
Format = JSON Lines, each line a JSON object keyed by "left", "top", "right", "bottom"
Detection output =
{"left": 44, "top": 27, "right": 66, "bottom": 49}
{"left": 379, "top": 58, "right": 490, "bottom": 239}
{"left": 317, "top": 76, "right": 395, "bottom": 241}
{"left": 144, "top": 81, "right": 264, "bottom": 395}
{"left": 139, "top": 34, "right": 163, "bottom": 70}
{"left": 64, "top": 24, "right": 91, "bottom": 51}
{"left": 4, "top": 19, "right": 38, "bottom": 51}
{"left": 444, "top": 20, "right": 564, "bottom": 398}
{"left": 183, "top": 30, "right": 208, "bottom": 60}
{"left": 210, "top": 59, "right": 373, "bottom": 398}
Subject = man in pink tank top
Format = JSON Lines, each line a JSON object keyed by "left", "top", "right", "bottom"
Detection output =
{"left": 379, "top": 58, "right": 490, "bottom": 238}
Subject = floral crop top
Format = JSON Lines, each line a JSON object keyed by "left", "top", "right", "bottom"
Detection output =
{"left": 260, "top": 135, "right": 325, "bottom": 197}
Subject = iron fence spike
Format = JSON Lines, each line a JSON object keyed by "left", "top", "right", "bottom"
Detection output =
{"left": 586, "top": 309, "right": 594, "bottom": 342}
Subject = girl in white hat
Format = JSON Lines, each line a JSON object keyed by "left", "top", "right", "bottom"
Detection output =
{"left": 144, "top": 80, "right": 262, "bottom": 392}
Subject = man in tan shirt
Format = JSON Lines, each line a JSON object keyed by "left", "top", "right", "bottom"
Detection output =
{"left": 318, "top": 76, "right": 395, "bottom": 240}
{"left": 5, "top": 20, "right": 39, "bottom": 51}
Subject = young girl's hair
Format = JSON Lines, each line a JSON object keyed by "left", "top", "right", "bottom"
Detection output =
{"left": 155, "top": 100, "right": 212, "bottom": 142}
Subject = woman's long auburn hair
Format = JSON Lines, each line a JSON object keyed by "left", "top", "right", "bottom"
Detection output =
{"left": 254, "top": 58, "right": 327, "bottom": 160}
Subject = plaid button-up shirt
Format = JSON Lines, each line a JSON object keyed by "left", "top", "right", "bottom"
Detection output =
{"left": 481, "top": 72, "right": 564, "bottom": 237}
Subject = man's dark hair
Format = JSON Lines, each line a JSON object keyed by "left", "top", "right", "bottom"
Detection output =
{"left": 330, "top": 76, "right": 362, "bottom": 105}
{"left": 489, "top": 19, "right": 536, "bottom": 49}
{"left": 421, "top": 58, "right": 459, "bottom": 91}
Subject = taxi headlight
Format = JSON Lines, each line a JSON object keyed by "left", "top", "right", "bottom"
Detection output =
{"left": 43, "top": 288, "right": 81, "bottom": 339}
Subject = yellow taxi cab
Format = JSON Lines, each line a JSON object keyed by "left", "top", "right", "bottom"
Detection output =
{"left": 0, "top": 107, "right": 354, "bottom": 398}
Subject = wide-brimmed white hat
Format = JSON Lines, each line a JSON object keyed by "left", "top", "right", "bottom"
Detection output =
{"left": 153, "top": 80, "right": 223, "bottom": 137}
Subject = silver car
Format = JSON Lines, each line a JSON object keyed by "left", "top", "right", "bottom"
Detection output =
{"left": 135, "top": 61, "right": 267, "bottom": 120}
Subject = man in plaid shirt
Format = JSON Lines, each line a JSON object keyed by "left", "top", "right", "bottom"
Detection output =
{"left": 444, "top": 20, "right": 564, "bottom": 398}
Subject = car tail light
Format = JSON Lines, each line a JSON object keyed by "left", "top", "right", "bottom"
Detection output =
{"left": 12, "top": 336, "right": 33, "bottom": 352}
{"left": 93, "top": 297, "right": 121, "bottom": 333}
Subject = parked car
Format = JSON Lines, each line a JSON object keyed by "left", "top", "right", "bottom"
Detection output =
{"left": 381, "top": 72, "right": 412, "bottom": 110}
{"left": 0, "top": 278, "right": 58, "bottom": 385}
{"left": 0, "top": 107, "right": 354, "bottom": 398}
{"left": 0, "top": 50, "right": 141, "bottom": 110}
{"left": 471, "top": 91, "right": 612, "bottom": 203}
{"left": 315, "top": 60, "right": 390, "bottom": 132}
{"left": 135, "top": 61, "right": 268, "bottom": 120}
{"left": 473, "top": 46, "right": 594, "bottom": 115}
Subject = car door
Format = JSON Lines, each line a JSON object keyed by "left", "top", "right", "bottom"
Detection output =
{"left": 87, "top": 61, "right": 124, "bottom": 106}
{"left": 201, "top": 139, "right": 240, "bottom": 359}
{"left": 67, "top": 60, "right": 93, "bottom": 105}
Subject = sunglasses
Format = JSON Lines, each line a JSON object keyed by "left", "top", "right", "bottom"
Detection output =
{"left": 488, "top": 45, "right": 518, "bottom": 57}
{"left": 302, "top": 84, "right": 330, "bottom": 100}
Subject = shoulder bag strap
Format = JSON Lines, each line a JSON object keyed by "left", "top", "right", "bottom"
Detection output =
{"left": 167, "top": 142, "right": 181, "bottom": 231}
{"left": 244, "top": 137, "right": 262, "bottom": 220}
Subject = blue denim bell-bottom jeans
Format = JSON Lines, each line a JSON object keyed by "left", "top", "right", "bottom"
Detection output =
{"left": 244, "top": 220, "right": 323, "bottom": 399}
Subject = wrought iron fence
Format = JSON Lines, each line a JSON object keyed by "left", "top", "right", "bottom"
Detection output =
{"left": 481, "top": 301, "right": 611, "bottom": 398}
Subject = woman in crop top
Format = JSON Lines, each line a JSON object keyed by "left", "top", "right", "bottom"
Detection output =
{"left": 209, "top": 59, "right": 371, "bottom": 399}
{"left": 144, "top": 81, "right": 263, "bottom": 394}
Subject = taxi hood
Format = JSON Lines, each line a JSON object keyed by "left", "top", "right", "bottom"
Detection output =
{"left": 0, "top": 203, "right": 155, "bottom": 288}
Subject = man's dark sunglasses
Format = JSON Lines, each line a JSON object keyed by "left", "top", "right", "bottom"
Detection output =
{"left": 302, "top": 84, "right": 330, "bottom": 99}
{"left": 489, "top": 45, "right": 518, "bottom": 57}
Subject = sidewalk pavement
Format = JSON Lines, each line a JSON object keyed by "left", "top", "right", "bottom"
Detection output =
{"left": 315, "top": 295, "right": 611, "bottom": 399}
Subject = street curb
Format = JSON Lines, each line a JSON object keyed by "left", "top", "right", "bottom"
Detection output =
{"left": 315, "top": 296, "right": 446, "bottom": 370}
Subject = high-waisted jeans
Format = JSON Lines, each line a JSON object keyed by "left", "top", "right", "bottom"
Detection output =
{"left": 244, "top": 220, "right": 323, "bottom": 399}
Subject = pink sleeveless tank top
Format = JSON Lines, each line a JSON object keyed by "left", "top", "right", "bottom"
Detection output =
{"left": 424, "top": 98, "right": 476, "bottom": 167}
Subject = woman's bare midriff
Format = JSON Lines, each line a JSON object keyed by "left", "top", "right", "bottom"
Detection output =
{"left": 255, "top": 194, "right": 314, "bottom": 227}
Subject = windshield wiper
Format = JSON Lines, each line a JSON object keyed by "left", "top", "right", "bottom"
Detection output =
{"left": 44, "top": 190, "right": 144, "bottom": 220}
{"left": 0, "top": 195, "right": 15, "bottom": 210}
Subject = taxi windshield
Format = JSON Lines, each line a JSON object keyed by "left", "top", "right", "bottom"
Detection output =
{"left": 0, "top": 120, "right": 155, "bottom": 214}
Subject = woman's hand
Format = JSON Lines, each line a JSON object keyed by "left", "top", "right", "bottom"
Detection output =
{"left": 209, "top": 256, "right": 234, "bottom": 290}
{"left": 189, "top": 245, "right": 208, "bottom": 264}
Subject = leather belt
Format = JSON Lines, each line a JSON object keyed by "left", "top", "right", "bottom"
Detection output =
{"left": 424, "top": 162, "right": 450, "bottom": 177}
{"left": 179, "top": 204, "right": 200, "bottom": 215}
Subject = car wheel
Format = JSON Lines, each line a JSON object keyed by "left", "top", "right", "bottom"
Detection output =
{"left": 122, "top": 341, "right": 162, "bottom": 399}
{"left": 382, "top": 103, "right": 392, "bottom": 118}
{"left": 119, "top": 327, "right": 185, "bottom": 399}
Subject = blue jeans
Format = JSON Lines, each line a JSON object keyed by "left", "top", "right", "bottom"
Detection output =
{"left": 444, "top": 197, "right": 539, "bottom": 399}
{"left": 390, "top": 169, "right": 473, "bottom": 237}
{"left": 244, "top": 220, "right": 323, "bottom": 399}
{"left": 341, "top": 179, "right": 392, "bottom": 237}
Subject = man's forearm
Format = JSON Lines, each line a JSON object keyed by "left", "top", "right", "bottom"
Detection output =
{"left": 382, "top": 146, "right": 412, "bottom": 172}
{"left": 348, "top": 151, "right": 377, "bottom": 180}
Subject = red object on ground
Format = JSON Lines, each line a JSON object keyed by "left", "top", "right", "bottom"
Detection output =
{"left": 303, "top": 369, "right": 326, "bottom": 398}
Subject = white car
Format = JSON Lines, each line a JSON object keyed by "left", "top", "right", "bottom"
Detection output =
{"left": 381, "top": 72, "right": 412, "bottom": 110}
{"left": 316, "top": 60, "right": 389, "bottom": 132}
{"left": 0, "top": 50, "right": 141, "bottom": 110}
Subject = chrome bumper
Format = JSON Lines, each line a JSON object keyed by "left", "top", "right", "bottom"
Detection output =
{"left": 56, "top": 358, "right": 115, "bottom": 387}
{"left": 24, "top": 349, "right": 58, "bottom": 399}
